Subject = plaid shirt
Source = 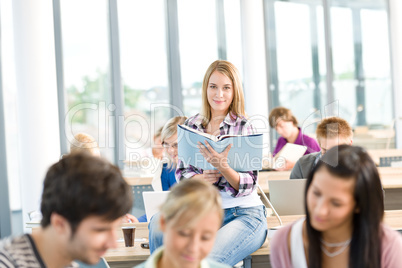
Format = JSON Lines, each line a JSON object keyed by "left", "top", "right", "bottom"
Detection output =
{"left": 175, "top": 113, "right": 258, "bottom": 197}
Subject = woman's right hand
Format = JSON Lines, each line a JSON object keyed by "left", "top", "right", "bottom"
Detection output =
{"left": 193, "top": 170, "right": 221, "bottom": 184}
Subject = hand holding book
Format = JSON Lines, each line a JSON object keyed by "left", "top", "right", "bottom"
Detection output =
{"left": 198, "top": 141, "right": 233, "bottom": 170}
{"left": 177, "top": 124, "right": 263, "bottom": 171}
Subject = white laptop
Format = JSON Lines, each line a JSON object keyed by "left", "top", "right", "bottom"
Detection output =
{"left": 143, "top": 191, "right": 170, "bottom": 222}
{"left": 268, "top": 179, "right": 307, "bottom": 215}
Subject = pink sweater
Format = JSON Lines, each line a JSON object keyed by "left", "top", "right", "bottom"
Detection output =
{"left": 270, "top": 221, "right": 402, "bottom": 268}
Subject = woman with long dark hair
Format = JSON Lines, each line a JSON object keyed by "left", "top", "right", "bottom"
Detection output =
{"left": 270, "top": 145, "right": 402, "bottom": 267}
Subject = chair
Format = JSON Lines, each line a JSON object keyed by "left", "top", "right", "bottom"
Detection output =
{"left": 131, "top": 185, "right": 153, "bottom": 217}
{"left": 76, "top": 258, "right": 110, "bottom": 268}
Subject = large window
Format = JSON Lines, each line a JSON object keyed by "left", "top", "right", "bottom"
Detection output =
{"left": 60, "top": 0, "right": 115, "bottom": 160}
{"left": 266, "top": 0, "right": 394, "bottom": 150}
{"left": 177, "top": 0, "right": 219, "bottom": 116}
{"left": 118, "top": 0, "right": 170, "bottom": 161}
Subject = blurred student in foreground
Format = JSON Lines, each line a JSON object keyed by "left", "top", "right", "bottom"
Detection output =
{"left": 135, "top": 179, "right": 229, "bottom": 268}
{"left": 269, "top": 107, "right": 320, "bottom": 170}
{"left": 0, "top": 153, "right": 133, "bottom": 267}
{"left": 290, "top": 117, "right": 353, "bottom": 179}
{"left": 270, "top": 145, "right": 402, "bottom": 268}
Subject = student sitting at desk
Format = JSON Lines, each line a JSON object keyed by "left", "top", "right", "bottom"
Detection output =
{"left": 175, "top": 60, "right": 267, "bottom": 265}
{"left": 290, "top": 117, "right": 353, "bottom": 179}
{"left": 0, "top": 153, "right": 133, "bottom": 267}
{"left": 270, "top": 145, "right": 402, "bottom": 268}
{"left": 135, "top": 179, "right": 229, "bottom": 268}
{"left": 151, "top": 116, "right": 187, "bottom": 191}
{"left": 269, "top": 107, "right": 320, "bottom": 170}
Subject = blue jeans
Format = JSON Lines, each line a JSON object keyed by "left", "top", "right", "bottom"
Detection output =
{"left": 148, "top": 212, "right": 163, "bottom": 253}
{"left": 148, "top": 205, "right": 267, "bottom": 266}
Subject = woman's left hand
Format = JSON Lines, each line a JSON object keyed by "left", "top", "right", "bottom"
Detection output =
{"left": 198, "top": 141, "right": 233, "bottom": 170}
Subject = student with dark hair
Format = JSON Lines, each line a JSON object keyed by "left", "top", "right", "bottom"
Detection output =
{"left": 290, "top": 116, "right": 353, "bottom": 179}
{"left": 269, "top": 107, "right": 320, "bottom": 170}
{"left": 0, "top": 153, "right": 133, "bottom": 267}
{"left": 270, "top": 145, "right": 402, "bottom": 268}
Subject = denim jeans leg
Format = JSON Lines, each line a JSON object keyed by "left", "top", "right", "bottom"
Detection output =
{"left": 207, "top": 205, "right": 268, "bottom": 266}
{"left": 148, "top": 212, "right": 164, "bottom": 253}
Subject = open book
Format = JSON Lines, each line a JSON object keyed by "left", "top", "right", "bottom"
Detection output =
{"left": 263, "top": 143, "right": 307, "bottom": 169}
{"left": 177, "top": 125, "right": 263, "bottom": 171}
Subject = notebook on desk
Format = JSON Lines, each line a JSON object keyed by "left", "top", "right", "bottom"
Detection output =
{"left": 268, "top": 179, "right": 307, "bottom": 215}
{"left": 143, "top": 191, "right": 170, "bottom": 222}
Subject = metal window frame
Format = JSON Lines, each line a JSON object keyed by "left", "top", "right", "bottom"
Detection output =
{"left": 216, "top": 0, "right": 227, "bottom": 60}
{"left": 108, "top": 0, "right": 124, "bottom": 169}
{"left": 52, "top": 0, "right": 69, "bottom": 155}
{"left": 166, "top": 0, "right": 183, "bottom": 117}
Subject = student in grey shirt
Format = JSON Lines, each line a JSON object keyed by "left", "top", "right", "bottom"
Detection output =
{"left": 0, "top": 153, "right": 132, "bottom": 268}
{"left": 290, "top": 117, "right": 353, "bottom": 179}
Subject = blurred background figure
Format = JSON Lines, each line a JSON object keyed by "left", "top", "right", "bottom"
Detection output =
{"left": 151, "top": 116, "right": 187, "bottom": 191}
{"left": 135, "top": 179, "right": 229, "bottom": 268}
{"left": 70, "top": 133, "right": 101, "bottom": 157}
{"left": 269, "top": 107, "right": 320, "bottom": 170}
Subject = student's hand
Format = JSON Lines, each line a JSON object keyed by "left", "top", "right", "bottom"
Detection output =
{"left": 122, "top": 213, "right": 139, "bottom": 223}
{"left": 275, "top": 159, "right": 296, "bottom": 171}
{"left": 198, "top": 141, "right": 233, "bottom": 170}
{"left": 202, "top": 170, "right": 222, "bottom": 184}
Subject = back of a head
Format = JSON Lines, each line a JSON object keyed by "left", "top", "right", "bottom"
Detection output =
{"left": 269, "top": 107, "right": 298, "bottom": 128}
{"left": 40, "top": 152, "right": 132, "bottom": 232}
{"left": 316, "top": 117, "right": 353, "bottom": 141}
{"left": 160, "top": 179, "right": 223, "bottom": 228}
{"left": 70, "top": 133, "right": 100, "bottom": 156}
{"left": 161, "top": 116, "right": 188, "bottom": 143}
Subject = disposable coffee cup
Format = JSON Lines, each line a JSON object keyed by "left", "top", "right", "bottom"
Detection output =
{"left": 122, "top": 226, "right": 136, "bottom": 247}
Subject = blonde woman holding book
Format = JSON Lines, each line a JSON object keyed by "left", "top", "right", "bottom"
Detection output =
{"left": 175, "top": 60, "right": 267, "bottom": 265}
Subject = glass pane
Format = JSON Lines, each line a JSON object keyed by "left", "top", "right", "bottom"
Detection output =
{"left": 224, "top": 0, "right": 243, "bottom": 74}
{"left": 275, "top": 1, "right": 322, "bottom": 133}
{"left": 1, "top": 0, "right": 23, "bottom": 235}
{"left": 118, "top": 0, "right": 170, "bottom": 162}
{"left": 178, "top": 0, "right": 219, "bottom": 116}
{"left": 331, "top": 7, "right": 356, "bottom": 122}
{"left": 60, "top": 0, "right": 114, "bottom": 161}
{"left": 361, "top": 8, "right": 394, "bottom": 147}
{"left": 361, "top": 9, "right": 392, "bottom": 124}
{"left": 331, "top": 1, "right": 393, "bottom": 149}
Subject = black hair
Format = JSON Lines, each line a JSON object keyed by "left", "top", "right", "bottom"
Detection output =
{"left": 40, "top": 152, "right": 132, "bottom": 234}
{"left": 305, "top": 145, "right": 384, "bottom": 268}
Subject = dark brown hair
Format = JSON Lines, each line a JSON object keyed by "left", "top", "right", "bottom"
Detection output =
{"left": 40, "top": 152, "right": 132, "bottom": 234}
{"left": 269, "top": 107, "right": 298, "bottom": 128}
{"left": 305, "top": 145, "right": 384, "bottom": 268}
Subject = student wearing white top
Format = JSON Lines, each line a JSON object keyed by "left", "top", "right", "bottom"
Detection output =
{"left": 270, "top": 145, "right": 402, "bottom": 268}
{"left": 135, "top": 179, "right": 229, "bottom": 268}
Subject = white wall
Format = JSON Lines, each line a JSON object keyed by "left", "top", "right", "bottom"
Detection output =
{"left": 12, "top": 0, "right": 60, "bottom": 230}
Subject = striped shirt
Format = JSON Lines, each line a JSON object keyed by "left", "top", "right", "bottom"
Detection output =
{"left": 0, "top": 234, "right": 76, "bottom": 268}
{"left": 175, "top": 113, "right": 258, "bottom": 197}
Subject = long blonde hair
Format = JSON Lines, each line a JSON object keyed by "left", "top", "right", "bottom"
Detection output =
{"left": 160, "top": 179, "right": 223, "bottom": 228}
{"left": 201, "top": 60, "right": 245, "bottom": 127}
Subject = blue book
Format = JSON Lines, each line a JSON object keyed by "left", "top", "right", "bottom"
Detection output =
{"left": 177, "top": 124, "right": 263, "bottom": 172}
